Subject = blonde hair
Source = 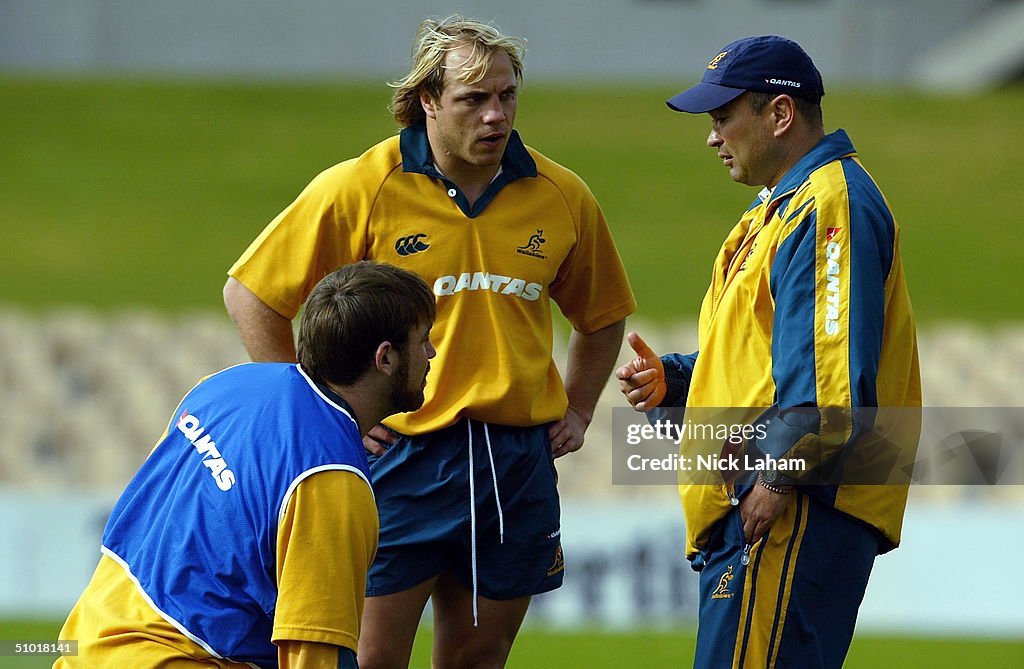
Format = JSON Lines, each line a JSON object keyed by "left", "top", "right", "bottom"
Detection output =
{"left": 389, "top": 15, "right": 526, "bottom": 127}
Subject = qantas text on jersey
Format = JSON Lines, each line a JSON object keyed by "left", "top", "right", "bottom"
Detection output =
{"left": 433, "top": 272, "right": 543, "bottom": 301}
{"left": 176, "top": 410, "right": 236, "bottom": 491}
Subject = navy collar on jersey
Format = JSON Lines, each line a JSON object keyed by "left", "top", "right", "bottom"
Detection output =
{"left": 399, "top": 122, "right": 538, "bottom": 219}
{"left": 308, "top": 375, "right": 360, "bottom": 428}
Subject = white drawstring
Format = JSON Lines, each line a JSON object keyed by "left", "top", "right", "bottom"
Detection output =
{"left": 466, "top": 419, "right": 506, "bottom": 628}
{"left": 483, "top": 423, "right": 505, "bottom": 544}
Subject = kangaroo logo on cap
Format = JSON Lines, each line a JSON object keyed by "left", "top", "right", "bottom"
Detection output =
{"left": 707, "top": 51, "right": 729, "bottom": 70}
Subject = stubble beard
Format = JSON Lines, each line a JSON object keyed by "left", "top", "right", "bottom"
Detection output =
{"left": 390, "top": 354, "right": 426, "bottom": 413}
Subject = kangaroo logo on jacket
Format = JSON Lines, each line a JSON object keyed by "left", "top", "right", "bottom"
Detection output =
{"left": 711, "top": 565, "right": 735, "bottom": 600}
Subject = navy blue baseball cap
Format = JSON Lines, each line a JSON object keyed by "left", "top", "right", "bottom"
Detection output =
{"left": 667, "top": 35, "right": 824, "bottom": 113}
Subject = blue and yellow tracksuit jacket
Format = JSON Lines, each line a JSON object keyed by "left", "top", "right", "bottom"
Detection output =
{"left": 662, "top": 130, "right": 921, "bottom": 560}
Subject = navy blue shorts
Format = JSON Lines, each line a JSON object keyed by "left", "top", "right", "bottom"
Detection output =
{"left": 692, "top": 492, "right": 879, "bottom": 669}
{"left": 365, "top": 419, "right": 564, "bottom": 600}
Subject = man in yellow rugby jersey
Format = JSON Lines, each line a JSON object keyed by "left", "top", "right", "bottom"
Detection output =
{"left": 58, "top": 261, "right": 436, "bottom": 668}
{"left": 223, "top": 15, "right": 635, "bottom": 669}
{"left": 618, "top": 36, "right": 920, "bottom": 669}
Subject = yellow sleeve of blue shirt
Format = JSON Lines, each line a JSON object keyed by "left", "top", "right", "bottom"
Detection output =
{"left": 273, "top": 469, "right": 379, "bottom": 653}
{"left": 278, "top": 640, "right": 358, "bottom": 669}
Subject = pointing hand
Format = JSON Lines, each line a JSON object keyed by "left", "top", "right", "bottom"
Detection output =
{"left": 615, "top": 331, "right": 667, "bottom": 411}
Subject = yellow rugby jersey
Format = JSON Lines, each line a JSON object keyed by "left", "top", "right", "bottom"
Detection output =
{"left": 230, "top": 125, "right": 636, "bottom": 434}
{"left": 56, "top": 470, "right": 376, "bottom": 667}
{"left": 660, "top": 130, "right": 921, "bottom": 558}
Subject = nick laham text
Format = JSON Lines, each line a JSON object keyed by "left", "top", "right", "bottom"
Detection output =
{"left": 626, "top": 453, "right": 807, "bottom": 473}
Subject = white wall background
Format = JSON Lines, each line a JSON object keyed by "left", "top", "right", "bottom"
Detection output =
{"left": 0, "top": 0, "right": 998, "bottom": 85}
{"left": 5, "top": 486, "right": 1023, "bottom": 638}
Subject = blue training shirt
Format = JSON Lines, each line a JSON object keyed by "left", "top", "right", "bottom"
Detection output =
{"left": 102, "top": 362, "right": 369, "bottom": 667}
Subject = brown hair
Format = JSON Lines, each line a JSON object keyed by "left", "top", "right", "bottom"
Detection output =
{"left": 747, "top": 91, "right": 823, "bottom": 130}
{"left": 297, "top": 261, "right": 435, "bottom": 385}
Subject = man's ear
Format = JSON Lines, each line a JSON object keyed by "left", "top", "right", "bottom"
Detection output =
{"left": 420, "top": 89, "right": 438, "bottom": 120}
{"left": 771, "top": 94, "right": 797, "bottom": 137}
{"left": 375, "top": 341, "right": 397, "bottom": 376}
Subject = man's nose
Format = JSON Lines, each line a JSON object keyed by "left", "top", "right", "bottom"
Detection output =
{"left": 482, "top": 99, "right": 506, "bottom": 124}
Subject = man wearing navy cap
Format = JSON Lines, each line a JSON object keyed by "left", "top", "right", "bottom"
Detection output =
{"left": 617, "top": 36, "right": 921, "bottom": 668}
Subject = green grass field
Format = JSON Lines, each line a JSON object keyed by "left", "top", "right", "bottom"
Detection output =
{"left": 2, "top": 619, "right": 1022, "bottom": 668}
{"left": 3, "top": 77, "right": 1023, "bottom": 322}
